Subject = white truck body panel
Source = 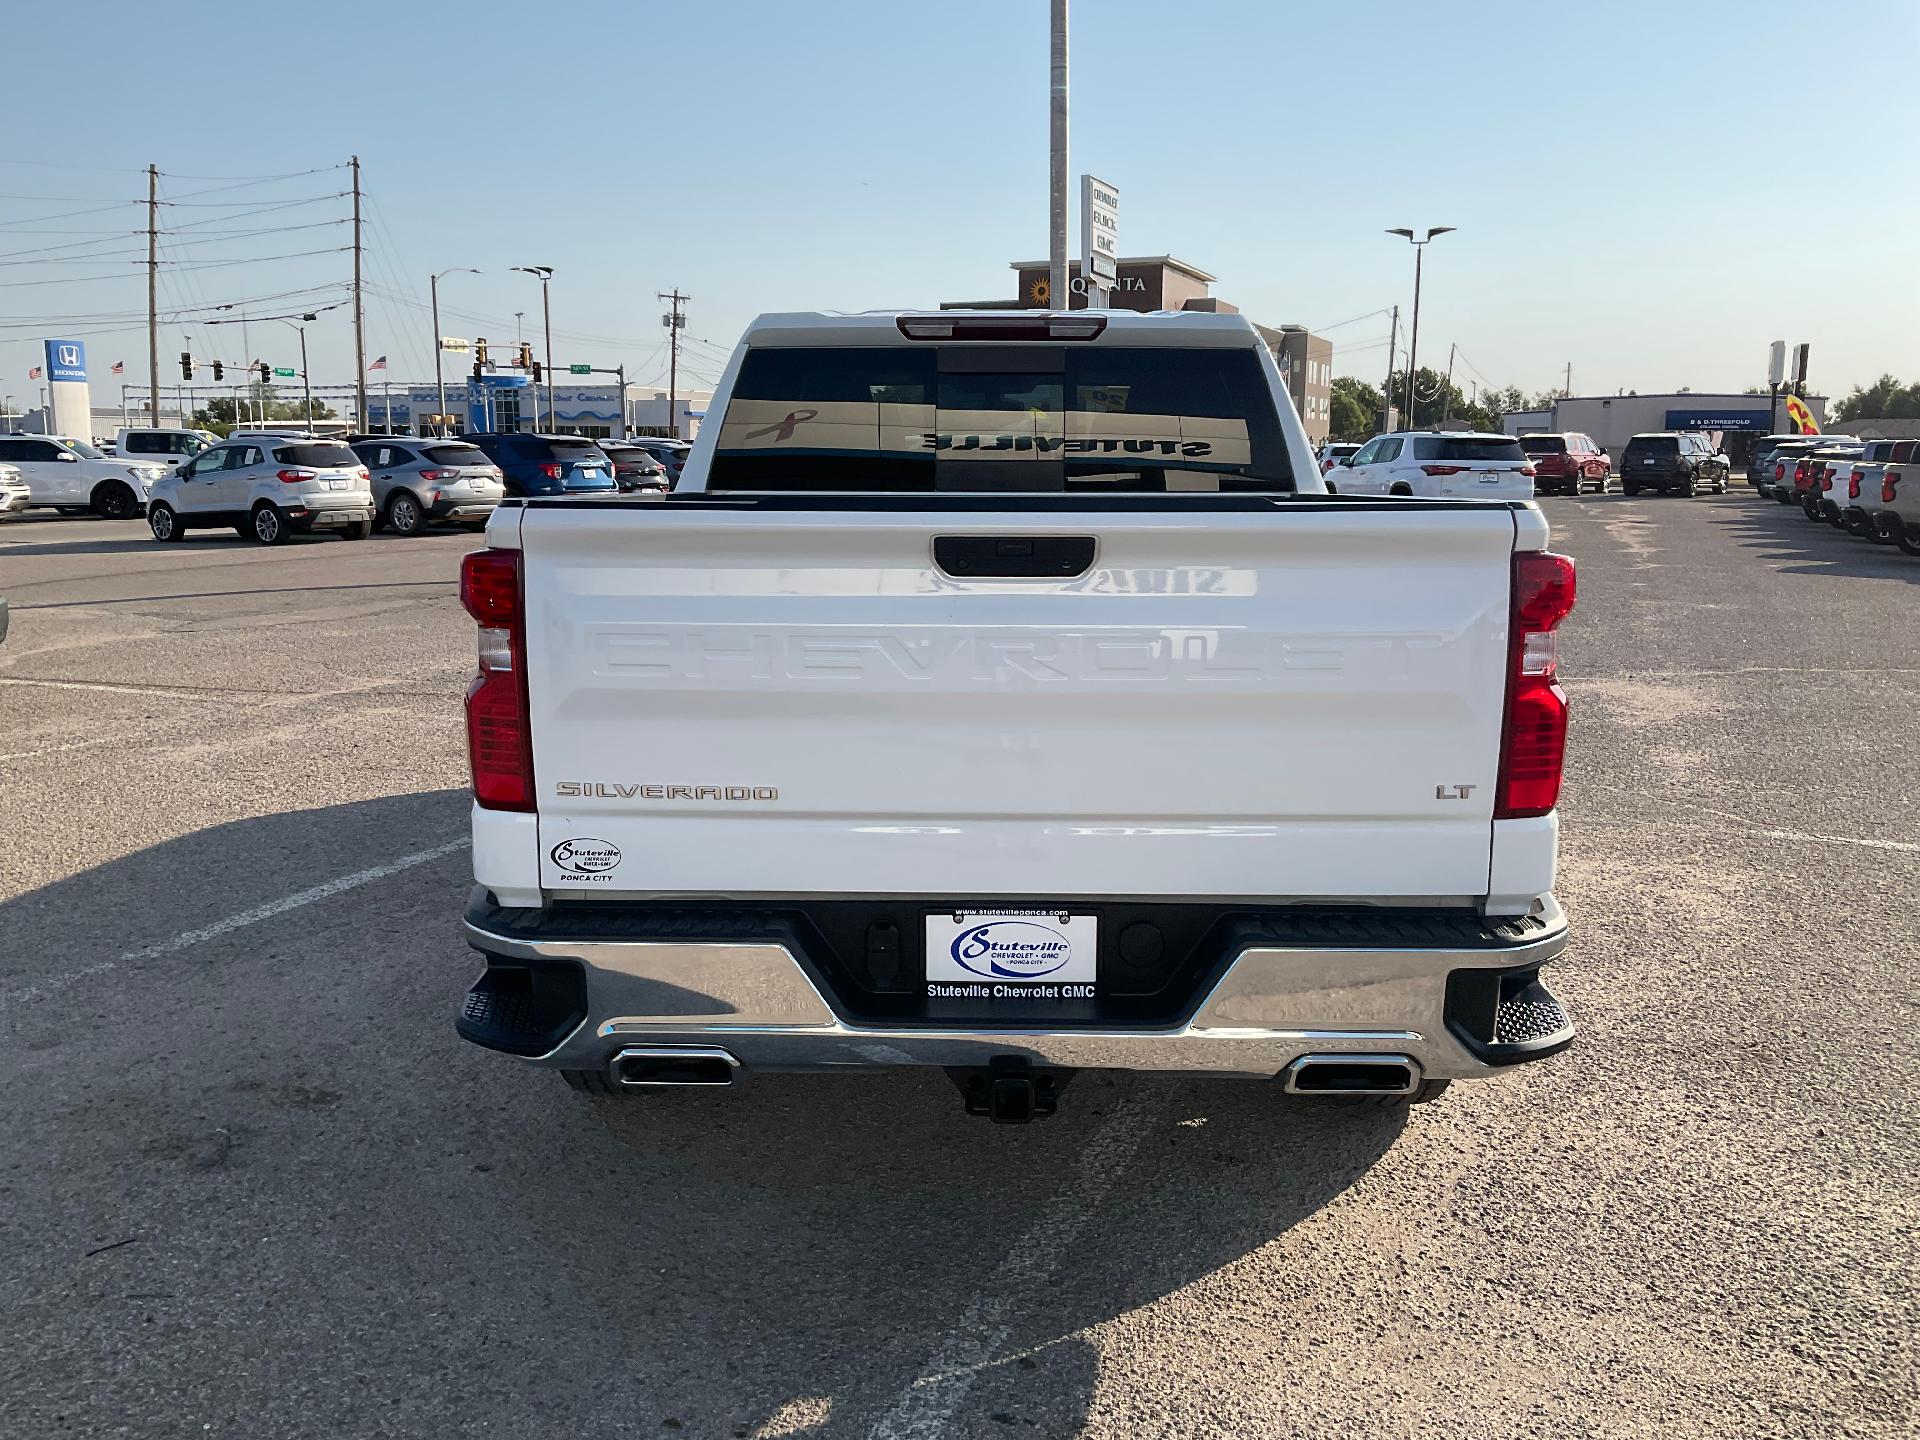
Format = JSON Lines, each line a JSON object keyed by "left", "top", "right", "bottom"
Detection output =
{"left": 504, "top": 500, "right": 1532, "bottom": 904}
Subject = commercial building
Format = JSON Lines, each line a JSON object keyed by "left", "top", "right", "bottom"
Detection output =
{"left": 353, "top": 380, "right": 709, "bottom": 439}
{"left": 944, "top": 256, "right": 1335, "bottom": 445}
{"left": 1505, "top": 391, "right": 1830, "bottom": 464}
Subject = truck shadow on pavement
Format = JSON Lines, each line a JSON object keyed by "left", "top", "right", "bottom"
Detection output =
{"left": 0, "top": 789, "right": 1409, "bottom": 1440}
{"left": 1713, "top": 498, "right": 1919, "bottom": 581}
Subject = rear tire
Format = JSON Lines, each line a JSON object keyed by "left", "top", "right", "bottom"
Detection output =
{"left": 250, "top": 502, "right": 289, "bottom": 546}
{"left": 1845, "top": 510, "right": 1873, "bottom": 536}
{"left": 1898, "top": 527, "right": 1920, "bottom": 557}
{"left": 1388, "top": 482, "right": 1412, "bottom": 497}
{"left": 90, "top": 481, "right": 138, "bottom": 520}
{"left": 1623, "top": 482, "right": 1641, "bottom": 496}
{"left": 386, "top": 491, "right": 427, "bottom": 536}
{"left": 341, "top": 518, "right": 372, "bottom": 541}
{"left": 561, "top": 1068, "right": 616, "bottom": 1096}
{"left": 147, "top": 503, "right": 184, "bottom": 543}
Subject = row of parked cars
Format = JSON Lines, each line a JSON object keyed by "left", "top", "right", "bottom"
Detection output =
{"left": 0, "top": 425, "right": 691, "bottom": 544}
{"left": 1310, "top": 429, "right": 1732, "bottom": 501}
{"left": 1752, "top": 432, "right": 1920, "bottom": 556}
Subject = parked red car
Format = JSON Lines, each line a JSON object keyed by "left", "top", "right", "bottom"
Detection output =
{"left": 1518, "top": 433, "right": 1613, "bottom": 495}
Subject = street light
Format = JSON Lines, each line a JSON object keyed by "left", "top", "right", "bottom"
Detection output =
{"left": 512, "top": 266, "right": 554, "bottom": 431}
{"left": 431, "top": 267, "right": 482, "bottom": 436}
{"left": 1386, "top": 226, "right": 1454, "bottom": 428}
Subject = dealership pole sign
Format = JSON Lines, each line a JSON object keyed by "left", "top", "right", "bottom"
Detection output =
{"left": 42, "top": 338, "right": 91, "bottom": 437}
{"left": 1080, "top": 175, "right": 1118, "bottom": 302}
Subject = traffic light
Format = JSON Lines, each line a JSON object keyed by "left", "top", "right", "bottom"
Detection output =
{"left": 518, "top": 342, "right": 534, "bottom": 371}
{"left": 475, "top": 337, "right": 489, "bottom": 367}
{"left": 211, "top": 360, "right": 224, "bottom": 382}
{"left": 180, "top": 351, "right": 194, "bottom": 380}
{"left": 530, "top": 360, "right": 542, "bottom": 383}
{"left": 256, "top": 362, "right": 271, "bottom": 384}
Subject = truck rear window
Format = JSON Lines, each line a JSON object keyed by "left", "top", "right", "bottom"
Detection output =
{"left": 707, "top": 346, "right": 1292, "bottom": 493}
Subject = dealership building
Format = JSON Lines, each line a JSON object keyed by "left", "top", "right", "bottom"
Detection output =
{"left": 353, "top": 380, "right": 709, "bottom": 439}
{"left": 1504, "top": 391, "right": 1830, "bottom": 463}
{"left": 944, "top": 255, "right": 1335, "bottom": 445}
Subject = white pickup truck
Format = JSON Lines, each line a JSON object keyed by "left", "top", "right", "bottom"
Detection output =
{"left": 454, "top": 310, "right": 1578, "bottom": 1122}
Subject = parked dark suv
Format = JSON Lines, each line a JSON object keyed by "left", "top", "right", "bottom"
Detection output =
{"left": 464, "top": 433, "right": 618, "bottom": 497}
{"left": 1620, "top": 432, "right": 1729, "bottom": 497}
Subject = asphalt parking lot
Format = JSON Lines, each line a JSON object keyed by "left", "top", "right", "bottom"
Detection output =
{"left": 0, "top": 495, "right": 1914, "bottom": 1440}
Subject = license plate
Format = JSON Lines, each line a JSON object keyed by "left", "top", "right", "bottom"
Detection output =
{"left": 325, "top": 478, "right": 349, "bottom": 489}
{"left": 1643, "top": 459, "right": 1658, "bottom": 465}
{"left": 924, "top": 910, "right": 1098, "bottom": 997}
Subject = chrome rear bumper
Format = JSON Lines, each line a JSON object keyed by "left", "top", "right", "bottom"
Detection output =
{"left": 459, "top": 893, "right": 1573, "bottom": 1082}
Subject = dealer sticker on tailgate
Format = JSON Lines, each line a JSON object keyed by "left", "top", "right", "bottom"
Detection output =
{"left": 925, "top": 910, "right": 1097, "bottom": 999}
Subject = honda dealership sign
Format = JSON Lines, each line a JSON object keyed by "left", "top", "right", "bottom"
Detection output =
{"left": 43, "top": 338, "right": 91, "bottom": 437}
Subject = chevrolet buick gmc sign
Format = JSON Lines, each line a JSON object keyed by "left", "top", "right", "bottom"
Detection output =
{"left": 44, "top": 340, "right": 87, "bottom": 383}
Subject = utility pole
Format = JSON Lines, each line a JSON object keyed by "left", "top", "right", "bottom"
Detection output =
{"left": 1381, "top": 304, "right": 1399, "bottom": 434}
{"left": 1386, "top": 227, "right": 1453, "bottom": 430}
{"left": 1442, "top": 342, "right": 1456, "bottom": 424}
{"left": 351, "top": 156, "right": 366, "bottom": 431}
{"left": 1048, "top": 0, "right": 1069, "bottom": 309}
{"left": 147, "top": 165, "right": 160, "bottom": 426}
{"left": 658, "top": 289, "right": 688, "bottom": 439}
{"left": 1564, "top": 360, "right": 1572, "bottom": 398}
{"left": 614, "top": 363, "right": 627, "bottom": 438}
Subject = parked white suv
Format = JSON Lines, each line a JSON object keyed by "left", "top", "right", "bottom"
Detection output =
{"left": 115, "top": 426, "right": 213, "bottom": 471}
{"left": 0, "top": 434, "right": 166, "bottom": 519}
{"left": 146, "top": 433, "right": 374, "bottom": 544}
{"left": 1334, "top": 431, "right": 1536, "bottom": 501}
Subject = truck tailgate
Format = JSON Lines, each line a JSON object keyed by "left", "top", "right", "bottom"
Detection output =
{"left": 517, "top": 502, "right": 1521, "bottom": 900}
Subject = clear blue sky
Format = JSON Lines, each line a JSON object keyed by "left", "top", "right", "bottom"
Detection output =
{"left": 3, "top": 0, "right": 1914, "bottom": 410}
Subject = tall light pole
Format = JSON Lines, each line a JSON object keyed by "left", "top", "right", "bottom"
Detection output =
{"left": 1048, "top": 0, "right": 1069, "bottom": 309}
{"left": 1386, "top": 227, "right": 1453, "bottom": 428}
{"left": 513, "top": 266, "right": 554, "bottom": 430}
{"left": 431, "top": 267, "right": 481, "bottom": 436}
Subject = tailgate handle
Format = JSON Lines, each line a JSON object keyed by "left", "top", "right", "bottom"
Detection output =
{"left": 935, "top": 535, "right": 1095, "bottom": 579}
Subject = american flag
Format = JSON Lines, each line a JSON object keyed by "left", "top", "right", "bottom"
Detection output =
{"left": 112, "top": 361, "right": 125, "bottom": 375}
{"left": 27, "top": 366, "right": 40, "bottom": 380}
{"left": 368, "top": 355, "right": 387, "bottom": 371}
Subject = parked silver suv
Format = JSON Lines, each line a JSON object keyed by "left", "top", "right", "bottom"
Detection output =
{"left": 146, "top": 434, "right": 374, "bottom": 545}
{"left": 350, "top": 438, "right": 504, "bottom": 536}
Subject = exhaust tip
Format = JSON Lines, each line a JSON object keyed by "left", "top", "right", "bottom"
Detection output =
{"left": 611, "top": 1046, "right": 740, "bottom": 1088}
{"left": 1283, "top": 1053, "right": 1420, "bottom": 1096}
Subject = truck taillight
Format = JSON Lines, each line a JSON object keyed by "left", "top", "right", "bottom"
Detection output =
{"left": 1884, "top": 471, "right": 1901, "bottom": 504}
{"left": 1495, "top": 551, "right": 1576, "bottom": 820}
{"left": 460, "top": 548, "right": 533, "bottom": 812}
{"left": 1847, "top": 471, "right": 1863, "bottom": 500}
{"left": 1794, "top": 461, "right": 1808, "bottom": 487}
{"left": 1774, "top": 464, "right": 1785, "bottom": 481}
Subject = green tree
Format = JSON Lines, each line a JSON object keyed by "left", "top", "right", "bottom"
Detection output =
{"left": 1387, "top": 368, "right": 1501, "bottom": 433}
{"left": 1329, "top": 376, "right": 1384, "bottom": 442}
{"left": 1831, "top": 374, "right": 1920, "bottom": 422}
{"left": 189, "top": 394, "right": 336, "bottom": 437}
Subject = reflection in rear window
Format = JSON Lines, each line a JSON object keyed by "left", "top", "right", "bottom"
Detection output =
{"left": 424, "top": 444, "right": 487, "bottom": 466}
{"left": 1519, "top": 436, "right": 1567, "bottom": 454}
{"left": 273, "top": 443, "right": 359, "bottom": 467}
{"left": 1418, "top": 437, "right": 1525, "bottom": 462}
{"left": 708, "top": 346, "right": 1292, "bottom": 493}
